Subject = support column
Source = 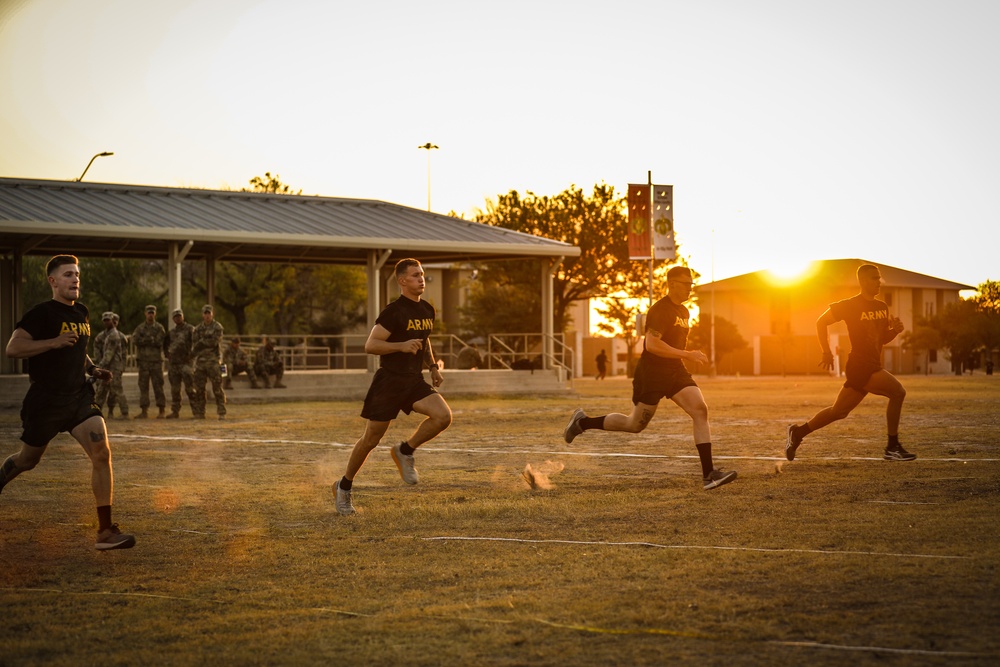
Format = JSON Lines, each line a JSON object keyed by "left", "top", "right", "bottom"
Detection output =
{"left": 168, "top": 241, "right": 194, "bottom": 314}
{"left": 366, "top": 249, "right": 392, "bottom": 373}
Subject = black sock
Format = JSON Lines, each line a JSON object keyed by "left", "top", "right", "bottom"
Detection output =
{"left": 97, "top": 505, "right": 112, "bottom": 532}
{"left": 794, "top": 423, "right": 812, "bottom": 440}
{"left": 887, "top": 435, "right": 900, "bottom": 449}
{"left": 696, "top": 442, "right": 714, "bottom": 477}
{"left": 580, "top": 416, "right": 605, "bottom": 431}
{"left": 399, "top": 442, "right": 415, "bottom": 456}
{"left": 339, "top": 476, "right": 352, "bottom": 491}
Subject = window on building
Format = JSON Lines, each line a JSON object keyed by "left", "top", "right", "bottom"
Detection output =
{"left": 929, "top": 349, "right": 938, "bottom": 363}
{"left": 925, "top": 302, "right": 934, "bottom": 318}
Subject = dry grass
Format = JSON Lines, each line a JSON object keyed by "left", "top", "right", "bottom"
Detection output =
{"left": 1, "top": 375, "right": 999, "bottom": 666}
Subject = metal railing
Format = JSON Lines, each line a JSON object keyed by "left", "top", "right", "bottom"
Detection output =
{"left": 121, "top": 332, "right": 574, "bottom": 378}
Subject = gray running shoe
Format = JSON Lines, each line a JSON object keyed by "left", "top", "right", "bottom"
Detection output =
{"left": 563, "top": 408, "right": 586, "bottom": 444}
{"left": 96, "top": 524, "right": 136, "bottom": 551}
{"left": 334, "top": 480, "right": 356, "bottom": 516}
{"left": 391, "top": 442, "right": 419, "bottom": 485}
{"left": 703, "top": 468, "right": 738, "bottom": 490}
{"left": 884, "top": 446, "right": 916, "bottom": 461}
{"left": 785, "top": 424, "right": 802, "bottom": 461}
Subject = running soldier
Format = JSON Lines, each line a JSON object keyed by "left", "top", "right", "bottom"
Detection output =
{"left": 562, "top": 265, "right": 737, "bottom": 490}
{"left": 95, "top": 312, "right": 129, "bottom": 418}
{"left": 164, "top": 308, "right": 196, "bottom": 419}
{"left": 333, "top": 258, "right": 452, "bottom": 515}
{"left": 1, "top": 254, "right": 136, "bottom": 550}
{"left": 132, "top": 304, "right": 167, "bottom": 418}
{"left": 191, "top": 304, "right": 226, "bottom": 420}
{"left": 785, "top": 263, "right": 914, "bottom": 461}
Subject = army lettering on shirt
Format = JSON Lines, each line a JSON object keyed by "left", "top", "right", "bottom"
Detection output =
{"left": 375, "top": 296, "right": 436, "bottom": 375}
{"left": 16, "top": 299, "right": 92, "bottom": 393}
{"left": 829, "top": 294, "right": 891, "bottom": 368}
{"left": 640, "top": 296, "right": 690, "bottom": 371}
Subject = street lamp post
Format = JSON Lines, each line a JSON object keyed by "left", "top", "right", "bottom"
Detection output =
{"left": 77, "top": 151, "right": 114, "bottom": 181}
{"left": 417, "top": 142, "right": 438, "bottom": 211}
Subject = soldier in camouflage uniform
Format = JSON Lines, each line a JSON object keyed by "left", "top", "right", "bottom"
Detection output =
{"left": 192, "top": 304, "right": 226, "bottom": 419}
{"left": 165, "top": 308, "right": 196, "bottom": 418}
{"left": 222, "top": 337, "right": 260, "bottom": 389}
{"left": 254, "top": 336, "right": 286, "bottom": 388}
{"left": 132, "top": 304, "right": 167, "bottom": 419}
{"left": 96, "top": 312, "right": 129, "bottom": 418}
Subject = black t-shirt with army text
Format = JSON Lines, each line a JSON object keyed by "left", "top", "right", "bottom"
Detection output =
{"left": 15, "top": 299, "right": 91, "bottom": 393}
{"left": 829, "top": 294, "right": 891, "bottom": 368}
{"left": 639, "top": 296, "right": 690, "bottom": 372}
{"left": 375, "top": 296, "right": 435, "bottom": 375}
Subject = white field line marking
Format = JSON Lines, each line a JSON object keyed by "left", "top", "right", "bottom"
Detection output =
{"left": 111, "top": 434, "right": 1000, "bottom": 463}
{"left": 866, "top": 500, "right": 943, "bottom": 505}
{"left": 423, "top": 536, "right": 970, "bottom": 560}
{"left": 769, "top": 640, "right": 989, "bottom": 658}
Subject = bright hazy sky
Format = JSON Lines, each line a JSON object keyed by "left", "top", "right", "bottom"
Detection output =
{"left": 1, "top": 0, "right": 996, "bottom": 288}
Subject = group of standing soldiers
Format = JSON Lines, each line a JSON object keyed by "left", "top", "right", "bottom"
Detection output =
{"left": 93, "top": 303, "right": 286, "bottom": 421}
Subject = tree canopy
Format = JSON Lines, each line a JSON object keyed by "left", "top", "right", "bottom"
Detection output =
{"left": 465, "top": 183, "right": 677, "bottom": 335}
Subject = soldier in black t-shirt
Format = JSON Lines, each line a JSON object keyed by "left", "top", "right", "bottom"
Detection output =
{"left": 1, "top": 255, "right": 136, "bottom": 550}
{"left": 333, "top": 259, "right": 452, "bottom": 515}
{"left": 785, "top": 263, "right": 913, "bottom": 462}
{"left": 562, "top": 266, "right": 737, "bottom": 491}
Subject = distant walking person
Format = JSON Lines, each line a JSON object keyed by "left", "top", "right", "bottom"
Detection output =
{"left": 191, "top": 304, "right": 226, "bottom": 420}
{"left": 132, "top": 304, "right": 167, "bottom": 418}
{"left": 563, "top": 266, "right": 737, "bottom": 490}
{"left": 1, "top": 255, "right": 135, "bottom": 550}
{"left": 785, "top": 263, "right": 914, "bottom": 461}
{"left": 333, "top": 258, "right": 452, "bottom": 515}
{"left": 595, "top": 349, "right": 608, "bottom": 380}
{"left": 164, "top": 308, "right": 197, "bottom": 418}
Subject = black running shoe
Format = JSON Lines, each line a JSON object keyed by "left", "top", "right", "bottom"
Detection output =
{"left": 96, "top": 524, "right": 136, "bottom": 550}
{"left": 785, "top": 424, "right": 802, "bottom": 461}
{"left": 884, "top": 446, "right": 917, "bottom": 461}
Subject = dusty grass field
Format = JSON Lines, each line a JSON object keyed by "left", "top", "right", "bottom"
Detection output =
{"left": 1, "top": 374, "right": 998, "bottom": 666}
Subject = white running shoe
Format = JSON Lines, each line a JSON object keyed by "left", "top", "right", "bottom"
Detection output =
{"left": 391, "top": 442, "right": 419, "bottom": 485}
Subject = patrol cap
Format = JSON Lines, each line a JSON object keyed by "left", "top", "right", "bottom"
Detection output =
{"left": 145, "top": 304, "right": 157, "bottom": 313}
{"left": 202, "top": 304, "right": 213, "bottom": 314}
{"left": 111, "top": 313, "right": 120, "bottom": 322}
{"left": 102, "top": 311, "right": 114, "bottom": 321}
{"left": 171, "top": 308, "right": 183, "bottom": 317}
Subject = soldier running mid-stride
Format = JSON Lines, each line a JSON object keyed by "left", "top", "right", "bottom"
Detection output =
{"left": 785, "top": 263, "right": 914, "bottom": 462}
{"left": 333, "top": 258, "right": 452, "bottom": 515}
{"left": 1, "top": 255, "right": 136, "bottom": 550}
{"left": 563, "top": 265, "right": 737, "bottom": 491}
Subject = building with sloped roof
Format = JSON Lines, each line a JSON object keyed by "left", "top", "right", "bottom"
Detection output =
{"left": 0, "top": 178, "right": 580, "bottom": 375}
{"left": 695, "top": 259, "right": 974, "bottom": 376}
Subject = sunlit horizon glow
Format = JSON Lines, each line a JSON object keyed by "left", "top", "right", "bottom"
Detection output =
{"left": 0, "top": 0, "right": 997, "bottom": 291}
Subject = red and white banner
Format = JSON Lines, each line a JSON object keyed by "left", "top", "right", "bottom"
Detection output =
{"left": 627, "top": 184, "right": 651, "bottom": 260}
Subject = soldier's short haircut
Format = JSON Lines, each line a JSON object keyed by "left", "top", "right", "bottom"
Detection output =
{"left": 394, "top": 258, "right": 421, "bottom": 279}
{"left": 857, "top": 264, "right": 880, "bottom": 280}
{"left": 45, "top": 254, "right": 79, "bottom": 276}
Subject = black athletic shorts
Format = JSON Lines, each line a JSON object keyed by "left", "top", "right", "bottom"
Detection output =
{"left": 361, "top": 368, "right": 437, "bottom": 422}
{"left": 20, "top": 381, "right": 102, "bottom": 447}
{"left": 843, "top": 358, "right": 880, "bottom": 394}
{"left": 630, "top": 360, "right": 698, "bottom": 406}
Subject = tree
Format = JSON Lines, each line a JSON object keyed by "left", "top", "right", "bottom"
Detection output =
{"left": 689, "top": 314, "right": 748, "bottom": 368}
{"left": 184, "top": 173, "right": 366, "bottom": 337}
{"left": 921, "top": 280, "right": 1000, "bottom": 374}
{"left": 901, "top": 324, "right": 943, "bottom": 375}
{"left": 593, "top": 297, "right": 641, "bottom": 375}
{"left": 468, "top": 184, "right": 675, "bottom": 335}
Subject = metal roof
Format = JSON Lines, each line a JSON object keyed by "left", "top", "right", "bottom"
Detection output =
{"left": 697, "top": 258, "right": 974, "bottom": 292}
{"left": 0, "top": 178, "right": 579, "bottom": 264}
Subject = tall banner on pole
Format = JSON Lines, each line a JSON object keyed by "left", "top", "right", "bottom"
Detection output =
{"left": 627, "top": 184, "right": 651, "bottom": 260}
{"left": 652, "top": 184, "right": 676, "bottom": 261}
